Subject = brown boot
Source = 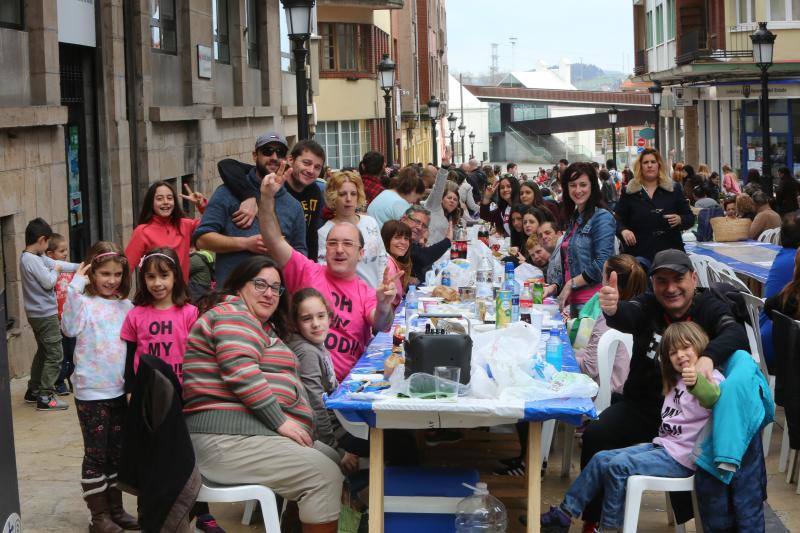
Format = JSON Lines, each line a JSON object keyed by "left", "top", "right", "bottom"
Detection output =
{"left": 301, "top": 521, "right": 338, "bottom": 533}
{"left": 105, "top": 485, "right": 139, "bottom": 530}
{"left": 82, "top": 480, "right": 124, "bottom": 533}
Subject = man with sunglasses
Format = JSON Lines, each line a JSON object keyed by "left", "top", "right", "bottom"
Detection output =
{"left": 258, "top": 162, "right": 399, "bottom": 381}
{"left": 194, "top": 132, "right": 307, "bottom": 285}
{"left": 400, "top": 205, "right": 453, "bottom": 283}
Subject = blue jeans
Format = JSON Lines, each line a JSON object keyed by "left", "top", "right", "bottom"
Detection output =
{"left": 562, "top": 443, "right": 693, "bottom": 529}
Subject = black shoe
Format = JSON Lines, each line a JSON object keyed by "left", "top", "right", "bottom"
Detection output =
{"left": 24, "top": 389, "right": 37, "bottom": 404}
{"left": 425, "top": 429, "right": 464, "bottom": 446}
{"left": 36, "top": 394, "right": 69, "bottom": 411}
{"left": 54, "top": 382, "right": 70, "bottom": 396}
{"left": 493, "top": 458, "right": 526, "bottom": 476}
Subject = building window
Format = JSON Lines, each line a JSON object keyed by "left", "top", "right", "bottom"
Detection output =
{"left": 213, "top": 0, "right": 230, "bottom": 63}
{"left": 316, "top": 120, "right": 366, "bottom": 169}
{"left": 245, "top": 0, "right": 259, "bottom": 67}
{"left": 737, "top": 0, "right": 756, "bottom": 23}
{"left": 645, "top": 10, "right": 653, "bottom": 48}
{"left": 667, "top": 0, "right": 676, "bottom": 40}
{"left": 0, "top": 216, "right": 15, "bottom": 330}
{"left": 769, "top": 0, "right": 800, "bottom": 20}
{"left": 0, "top": 1, "right": 23, "bottom": 30}
{"left": 151, "top": 0, "right": 177, "bottom": 53}
{"left": 655, "top": 4, "right": 664, "bottom": 45}
{"left": 318, "top": 22, "right": 370, "bottom": 72}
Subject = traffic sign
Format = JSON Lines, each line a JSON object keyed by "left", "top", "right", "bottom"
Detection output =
{"left": 637, "top": 146, "right": 645, "bottom": 154}
{"left": 636, "top": 138, "right": 646, "bottom": 147}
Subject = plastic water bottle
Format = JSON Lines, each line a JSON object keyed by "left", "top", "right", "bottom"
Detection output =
{"left": 545, "top": 328, "right": 563, "bottom": 371}
{"left": 503, "top": 262, "right": 520, "bottom": 322}
{"left": 405, "top": 285, "right": 418, "bottom": 315}
{"left": 475, "top": 257, "right": 493, "bottom": 299}
{"left": 455, "top": 482, "right": 508, "bottom": 532}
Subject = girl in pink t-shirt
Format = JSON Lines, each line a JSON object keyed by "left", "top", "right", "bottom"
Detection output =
{"left": 380, "top": 220, "right": 412, "bottom": 309}
{"left": 541, "top": 321, "right": 723, "bottom": 531}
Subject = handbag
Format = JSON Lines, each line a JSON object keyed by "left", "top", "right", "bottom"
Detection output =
{"left": 403, "top": 313, "right": 472, "bottom": 384}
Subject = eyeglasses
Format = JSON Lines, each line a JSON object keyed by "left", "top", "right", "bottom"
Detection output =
{"left": 259, "top": 145, "right": 288, "bottom": 158}
{"left": 249, "top": 278, "right": 285, "bottom": 296}
{"left": 326, "top": 239, "right": 360, "bottom": 250}
{"left": 405, "top": 216, "right": 429, "bottom": 230}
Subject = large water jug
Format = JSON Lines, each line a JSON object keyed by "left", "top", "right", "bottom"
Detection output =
{"left": 454, "top": 482, "right": 507, "bottom": 532}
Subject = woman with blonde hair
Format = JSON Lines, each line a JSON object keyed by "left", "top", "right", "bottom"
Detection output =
{"left": 722, "top": 164, "right": 742, "bottom": 195}
{"left": 614, "top": 148, "right": 694, "bottom": 261}
{"left": 317, "top": 170, "right": 387, "bottom": 288}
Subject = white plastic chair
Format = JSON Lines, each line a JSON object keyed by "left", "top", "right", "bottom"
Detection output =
{"left": 196, "top": 480, "right": 281, "bottom": 532}
{"left": 622, "top": 475, "right": 702, "bottom": 533}
{"left": 715, "top": 269, "right": 752, "bottom": 294}
{"left": 595, "top": 329, "right": 633, "bottom": 413}
{"left": 688, "top": 254, "right": 715, "bottom": 288}
{"left": 758, "top": 228, "right": 780, "bottom": 245}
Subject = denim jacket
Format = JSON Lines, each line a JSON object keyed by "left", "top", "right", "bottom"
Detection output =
{"left": 558, "top": 207, "right": 616, "bottom": 288}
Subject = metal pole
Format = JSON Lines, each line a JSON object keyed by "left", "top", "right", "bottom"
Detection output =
{"left": 460, "top": 136, "right": 466, "bottom": 164}
{"left": 450, "top": 130, "right": 455, "bottom": 160}
{"left": 383, "top": 91, "right": 393, "bottom": 166}
{"left": 292, "top": 38, "right": 309, "bottom": 140}
{"left": 470, "top": 140, "right": 475, "bottom": 159}
{"left": 654, "top": 105, "right": 660, "bottom": 152}
{"left": 611, "top": 124, "right": 617, "bottom": 169}
{"left": 761, "top": 69, "right": 773, "bottom": 194}
{"left": 430, "top": 120, "right": 438, "bottom": 164}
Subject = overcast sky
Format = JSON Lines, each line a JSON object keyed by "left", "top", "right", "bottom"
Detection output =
{"left": 446, "top": 0, "right": 634, "bottom": 75}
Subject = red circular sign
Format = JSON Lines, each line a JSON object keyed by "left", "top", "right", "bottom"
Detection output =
{"left": 636, "top": 138, "right": 646, "bottom": 147}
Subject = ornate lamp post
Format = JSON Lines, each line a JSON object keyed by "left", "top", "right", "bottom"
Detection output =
{"left": 751, "top": 21, "right": 777, "bottom": 194}
{"left": 458, "top": 122, "right": 466, "bottom": 163}
{"left": 648, "top": 82, "right": 663, "bottom": 152}
{"left": 280, "top": 0, "right": 315, "bottom": 140}
{"left": 378, "top": 54, "right": 396, "bottom": 166}
{"left": 607, "top": 107, "right": 618, "bottom": 169}
{"left": 447, "top": 113, "right": 457, "bottom": 160}
{"left": 469, "top": 130, "right": 476, "bottom": 159}
{"left": 427, "top": 96, "right": 440, "bottom": 164}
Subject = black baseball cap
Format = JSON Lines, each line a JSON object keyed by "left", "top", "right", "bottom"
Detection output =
{"left": 650, "top": 249, "right": 694, "bottom": 275}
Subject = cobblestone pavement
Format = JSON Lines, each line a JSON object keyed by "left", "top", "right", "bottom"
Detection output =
{"left": 10, "top": 377, "right": 796, "bottom": 532}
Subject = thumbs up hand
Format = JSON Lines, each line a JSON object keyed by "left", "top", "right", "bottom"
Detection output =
{"left": 598, "top": 271, "right": 620, "bottom": 316}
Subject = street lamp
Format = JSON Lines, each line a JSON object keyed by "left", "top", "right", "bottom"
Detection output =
{"left": 281, "top": 0, "right": 315, "bottom": 140}
{"left": 447, "top": 113, "right": 457, "bottom": 160}
{"left": 469, "top": 130, "right": 476, "bottom": 159}
{"left": 378, "top": 54, "right": 396, "bottom": 166}
{"left": 751, "top": 21, "right": 777, "bottom": 195}
{"left": 648, "top": 82, "right": 663, "bottom": 152}
{"left": 607, "top": 107, "right": 618, "bottom": 169}
{"left": 428, "top": 96, "right": 440, "bottom": 163}
{"left": 458, "top": 122, "right": 466, "bottom": 163}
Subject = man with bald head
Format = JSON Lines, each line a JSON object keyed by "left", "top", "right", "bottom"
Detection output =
{"left": 258, "top": 162, "right": 398, "bottom": 379}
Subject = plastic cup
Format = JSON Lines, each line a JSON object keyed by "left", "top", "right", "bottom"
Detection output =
{"left": 530, "top": 309, "right": 544, "bottom": 331}
{"left": 435, "top": 366, "right": 461, "bottom": 401}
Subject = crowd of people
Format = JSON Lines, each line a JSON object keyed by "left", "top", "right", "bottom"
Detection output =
{"left": 17, "top": 127, "right": 800, "bottom": 532}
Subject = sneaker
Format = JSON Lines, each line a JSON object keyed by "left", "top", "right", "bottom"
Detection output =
{"left": 195, "top": 514, "right": 225, "bottom": 533}
{"left": 424, "top": 429, "right": 464, "bottom": 446}
{"left": 35, "top": 394, "right": 68, "bottom": 411}
{"left": 24, "top": 389, "right": 37, "bottom": 404}
{"left": 493, "top": 458, "right": 526, "bottom": 476}
{"left": 540, "top": 505, "right": 571, "bottom": 532}
{"left": 54, "top": 382, "right": 70, "bottom": 396}
{"left": 582, "top": 521, "right": 600, "bottom": 533}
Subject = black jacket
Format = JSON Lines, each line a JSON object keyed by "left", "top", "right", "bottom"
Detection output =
{"left": 614, "top": 182, "right": 694, "bottom": 261}
{"left": 119, "top": 356, "right": 200, "bottom": 533}
{"left": 411, "top": 239, "right": 451, "bottom": 281}
{"left": 605, "top": 289, "right": 749, "bottom": 408}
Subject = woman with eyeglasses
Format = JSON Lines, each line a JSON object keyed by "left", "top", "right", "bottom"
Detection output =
{"left": 183, "top": 255, "right": 343, "bottom": 533}
{"left": 316, "top": 171, "right": 387, "bottom": 288}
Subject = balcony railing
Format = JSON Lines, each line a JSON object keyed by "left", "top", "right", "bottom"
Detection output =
{"left": 634, "top": 49, "right": 647, "bottom": 75}
{"left": 676, "top": 26, "right": 752, "bottom": 65}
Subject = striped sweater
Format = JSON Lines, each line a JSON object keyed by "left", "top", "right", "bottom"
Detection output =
{"left": 182, "top": 295, "right": 313, "bottom": 437}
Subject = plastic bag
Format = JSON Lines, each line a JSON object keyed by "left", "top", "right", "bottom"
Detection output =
{"left": 499, "top": 371, "right": 599, "bottom": 402}
{"left": 471, "top": 322, "right": 542, "bottom": 391}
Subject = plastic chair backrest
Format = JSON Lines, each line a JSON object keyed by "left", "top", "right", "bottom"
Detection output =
{"left": 716, "top": 269, "right": 752, "bottom": 294}
{"left": 770, "top": 229, "right": 782, "bottom": 245}
{"left": 741, "top": 293, "right": 767, "bottom": 370}
{"left": 595, "top": 328, "right": 633, "bottom": 413}
{"left": 689, "top": 254, "right": 714, "bottom": 288}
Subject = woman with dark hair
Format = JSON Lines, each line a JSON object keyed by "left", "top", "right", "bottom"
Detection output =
{"left": 776, "top": 166, "right": 800, "bottom": 216}
{"left": 381, "top": 220, "right": 413, "bottom": 308}
{"left": 547, "top": 162, "right": 616, "bottom": 316}
{"left": 125, "top": 181, "right": 207, "bottom": 280}
{"left": 708, "top": 171, "right": 722, "bottom": 200}
{"left": 422, "top": 148, "right": 457, "bottom": 243}
{"left": 519, "top": 180, "right": 562, "bottom": 223}
{"left": 746, "top": 167, "right": 761, "bottom": 187}
{"left": 184, "top": 256, "right": 343, "bottom": 533}
{"left": 614, "top": 148, "right": 694, "bottom": 262}
{"left": 480, "top": 174, "right": 520, "bottom": 235}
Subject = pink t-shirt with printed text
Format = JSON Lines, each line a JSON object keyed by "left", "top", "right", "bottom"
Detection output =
{"left": 282, "top": 250, "right": 377, "bottom": 381}
{"left": 120, "top": 303, "right": 199, "bottom": 383}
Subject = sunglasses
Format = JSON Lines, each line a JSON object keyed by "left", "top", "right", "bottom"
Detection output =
{"left": 259, "top": 145, "right": 288, "bottom": 158}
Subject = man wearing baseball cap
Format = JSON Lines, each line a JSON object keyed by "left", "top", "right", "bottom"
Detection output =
{"left": 194, "top": 131, "right": 307, "bottom": 285}
{"left": 572, "top": 249, "right": 750, "bottom": 530}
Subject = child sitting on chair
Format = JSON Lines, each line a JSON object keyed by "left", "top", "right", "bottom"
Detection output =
{"left": 540, "top": 321, "right": 724, "bottom": 532}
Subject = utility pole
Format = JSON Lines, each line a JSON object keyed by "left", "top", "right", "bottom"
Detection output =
{"left": 490, "top": 43, "right": 499, "bottom": 84}
{"left": 509, "top": 37, "right": 518, "bottom": 72}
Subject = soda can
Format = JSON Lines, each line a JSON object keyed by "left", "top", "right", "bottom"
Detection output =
{"left": 532, "top": 282, "right": 544, "bottom": 305}
{"left": 496, "top": 290, "right": 512, "bottom": 329}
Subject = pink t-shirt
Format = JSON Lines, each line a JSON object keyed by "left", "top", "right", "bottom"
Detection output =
{"left": 653, "top": 369, "right": 725, "bottom": 470}
{"left": 385, "top": 256, "right": 406, "bottom": 308}
{"left": 282, "top": 250, "right": 377, "bottom": 380}
{"left": 120, "top": 303, "right": 199, "bottom": 383}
